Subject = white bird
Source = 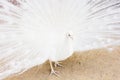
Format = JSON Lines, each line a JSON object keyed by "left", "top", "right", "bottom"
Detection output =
{"left": 0, "top": 0, "right": 120, "bottom": 79}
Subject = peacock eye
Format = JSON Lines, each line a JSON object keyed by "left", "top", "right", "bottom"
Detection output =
{"left": 66, "top": 33, "right": 71, "bottom": 37}
{"left": 66, "top": 33, "right": 73, "bottom": 40}
{"left": 68, "top": 34, "right": 71, "bottom": 37}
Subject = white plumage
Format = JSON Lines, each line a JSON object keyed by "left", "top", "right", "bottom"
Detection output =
{"left": 0, "top": 0, "right": 120, "bottom": 79}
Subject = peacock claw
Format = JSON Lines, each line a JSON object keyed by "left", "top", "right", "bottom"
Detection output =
{"left": 54, "top": 61, "right": 63, "bottom": 67}
{"left": 49, "top": 69, "right": 60, "bottom": 77}
{"left": 49, "top": 60, "right": 60, "bottom": 77}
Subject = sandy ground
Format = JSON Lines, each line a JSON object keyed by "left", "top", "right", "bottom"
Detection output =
{"left": 4, "top": 46, "right": 120, "bottom": 80}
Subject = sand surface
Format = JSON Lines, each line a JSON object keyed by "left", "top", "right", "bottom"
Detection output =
{"left": 4, "top": 46, "right": 120, "bottom": 80}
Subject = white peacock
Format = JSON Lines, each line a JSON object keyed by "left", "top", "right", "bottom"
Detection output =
{"left": 0, "top": 0, "right": 120, "bottom": 79}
